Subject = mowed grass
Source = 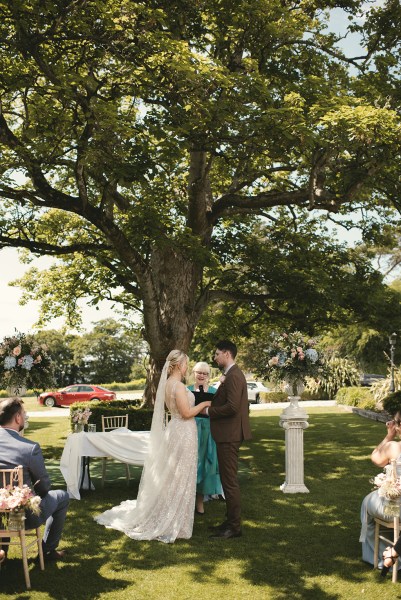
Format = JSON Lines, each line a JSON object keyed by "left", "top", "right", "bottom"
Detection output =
{"left": 1, "top": 407, "right": 400, "bottom": 600}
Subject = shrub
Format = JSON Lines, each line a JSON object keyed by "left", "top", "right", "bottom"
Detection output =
{"left": 309, "top": 355, "right": 360, "bottom": 399}
{"left": 261, "top": 391, "right": 288, "bottom": 403}
{"left": 357, "top": 395, "right": 378, "bottom": 411}
{"left": 96, "top": 379, "right": 146, "bottom": 391}
{"left": 335, "top": 386, "right": 374, "bottom": 407}
{"left": 70, "top": 400, "right": 152, "bottom": 432}
{"left": 382, "top": 391, "right": 401, "bottom": 416}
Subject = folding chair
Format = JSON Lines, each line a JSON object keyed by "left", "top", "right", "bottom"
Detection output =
{"left": 0, "top": 465, "right": 44, "bottom": 589}
{"left": 101, "top": 414, "right": 130, "bottom": 487}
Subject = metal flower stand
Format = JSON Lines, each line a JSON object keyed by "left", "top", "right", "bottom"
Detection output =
{"left": 279, "top": 380, "right": 309, "bottom": 493}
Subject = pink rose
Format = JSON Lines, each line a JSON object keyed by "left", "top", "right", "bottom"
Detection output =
{"left": 269, "top": 357, "right": 279, "bottom": 366}
{"left": 219, "top": 375, "right": 226, "bottom": 384}
{"left": 13, "top": 345, "right": 22, "bottom": 357}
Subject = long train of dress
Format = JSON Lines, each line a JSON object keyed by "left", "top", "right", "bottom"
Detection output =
{"left": 95, "top": 388, "right": 197, "bottom": 543}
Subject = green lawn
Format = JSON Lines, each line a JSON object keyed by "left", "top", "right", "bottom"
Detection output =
{"left": 1, "top": 407, "right": 400, "bottom": 600}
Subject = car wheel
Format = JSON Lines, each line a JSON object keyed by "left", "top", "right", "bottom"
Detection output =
{"left": 44, "top": 396, "right": 56, "bottom": 408}
{"left": 90, "top": 397, "right": 100, "bottom": 402}
{"left": 255, "top": 394, "right": 260, "bottom": 404}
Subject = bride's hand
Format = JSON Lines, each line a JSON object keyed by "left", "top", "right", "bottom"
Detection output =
{"left": 203, "top": 401, "right": 212, "bottom": 408}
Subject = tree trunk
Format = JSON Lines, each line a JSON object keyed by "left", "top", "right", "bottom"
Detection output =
{"left": 140, "top": 246, "right": 203, "bottom": 407}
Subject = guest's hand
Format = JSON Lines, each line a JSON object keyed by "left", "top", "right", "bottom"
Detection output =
{"left": 386, "top": 420, "right": 398, "bottom": 438}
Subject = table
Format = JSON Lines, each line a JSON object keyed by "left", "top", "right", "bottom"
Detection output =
{"left": 60, "top": 428, "right": 150, "bottom": 499}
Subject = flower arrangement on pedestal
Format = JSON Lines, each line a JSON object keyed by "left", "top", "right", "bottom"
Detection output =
{"left": 0, "top": 332, "right": 54, "bottom": 394}
{"left": 263, "top": 331, "right": 323, "bottom": 395}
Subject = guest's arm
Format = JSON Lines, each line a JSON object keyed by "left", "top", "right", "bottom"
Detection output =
{"left": 28, "top": 443, "right": 51, "bottom": 497}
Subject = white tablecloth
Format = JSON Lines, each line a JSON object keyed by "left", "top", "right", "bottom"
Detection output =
{"left": 60, "top": 428, "right": 150, "bottom": 499}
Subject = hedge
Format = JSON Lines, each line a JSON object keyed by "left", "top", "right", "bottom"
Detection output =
{"left": 70, "top": 400, "right": 153, "bottom": 432}
{"left": 335, "top": 386, "right": 376, "bottom": 409}
{"left": 260, "top": 390, "right": 331, "bottom": 403}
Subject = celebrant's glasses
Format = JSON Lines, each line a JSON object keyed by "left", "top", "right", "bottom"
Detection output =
{"left": 195, "top": 371, "right": 209, "bottom": 376}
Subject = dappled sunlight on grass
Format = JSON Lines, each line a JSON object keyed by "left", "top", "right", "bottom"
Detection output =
{"left": 2, "top": 407, "right": 400, "bottom": 599}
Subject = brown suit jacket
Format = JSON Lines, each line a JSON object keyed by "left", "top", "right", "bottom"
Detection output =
{"left": 209, "top": 364, "right": 252, "bottom": 443}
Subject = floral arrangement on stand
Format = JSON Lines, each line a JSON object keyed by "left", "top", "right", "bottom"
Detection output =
{"left": 372, "top": 467, "right": 401, "bottom": 517}
{"left": 263, "top": 331, "right": 323, "bottom": 395}
{"left": 0, "top": 480, "right": 42, "bottom": 529}
{"left": 0, "top": 331, "right": 54, "bottom": 394}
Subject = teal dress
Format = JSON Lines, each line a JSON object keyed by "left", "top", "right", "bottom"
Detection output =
{"left": 188, "top": 385, "right": 222, "bottom": 496}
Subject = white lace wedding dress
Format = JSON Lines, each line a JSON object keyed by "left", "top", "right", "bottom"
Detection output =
{"left": 94, "top": 380, "right": 197, "bottom": 543}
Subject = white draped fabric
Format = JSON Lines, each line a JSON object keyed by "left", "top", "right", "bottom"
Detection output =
{"left": 60, "top": 428, "right": 150, "bottom": 499}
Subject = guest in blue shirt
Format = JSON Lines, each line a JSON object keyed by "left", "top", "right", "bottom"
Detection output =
{"left": 188, "top": 362, "right": 222, "bottom": 515}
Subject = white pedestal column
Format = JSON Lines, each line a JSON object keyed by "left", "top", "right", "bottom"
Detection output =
{"left": 279, "top": 396, "right": 309, "bottom": 493}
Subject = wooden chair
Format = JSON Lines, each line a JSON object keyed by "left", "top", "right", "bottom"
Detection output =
{"left": 0, "top": 466, "right": 44, "bottom": 589}
{"left": 373, "top": 459, "right": 401, "bottom": 583}
{"left": 101, "top": 414, "right": 130, "bottom": 488}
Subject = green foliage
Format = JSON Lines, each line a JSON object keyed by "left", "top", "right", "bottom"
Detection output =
{"left": 70, "top": 319, "right": 145, "bottom": 383}
{"left": 97, "top": 379, "right": 146, "bottom": 391}
{"left": 335, "top": 386, "right": 375, "bottom": 408}
{"left": 382, "top": 391, "right": 401, "bottom": 417}
{"left": 315, "top": 355, "right": 360, "bottom": 399}
{"left": 69, "top": 400, "right": 153, "bottom": 432}
{"left": 260, "top": 391, "right": 288, "bottom": 403}
{"left": 1, "top": 0, "right": 401, "bottom": 396}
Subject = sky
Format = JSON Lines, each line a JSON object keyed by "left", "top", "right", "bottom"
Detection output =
{"left": 0, "top": 248, "right": 118, "bottom": 339}
{"left": 0, "top": 3, "right": 381, "bottom": 340}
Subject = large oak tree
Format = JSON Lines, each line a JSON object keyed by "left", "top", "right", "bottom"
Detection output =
{"left": 1, "top": 0, "right": 401, "bottom": 401}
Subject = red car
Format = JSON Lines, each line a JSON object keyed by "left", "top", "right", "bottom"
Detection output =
{"left": 37, "top": 385, "right": 116, "bottom": 407}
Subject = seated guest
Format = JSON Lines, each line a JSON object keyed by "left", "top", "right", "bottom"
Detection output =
{"left": 360, "top": 401, "right": 401, "bottom": 569}
{"left": 0, "top": 397, "right": 69, "bottom": 563}
{"left": 187, "top": 362, "right": 222, "bottom": 515}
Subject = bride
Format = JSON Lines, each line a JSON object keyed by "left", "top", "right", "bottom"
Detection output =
{"left": 94, "top": 349, "right": 212, "bottom": 543}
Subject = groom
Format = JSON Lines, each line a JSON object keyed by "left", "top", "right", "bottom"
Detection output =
{"left": 206, "top": 340, "right": 251, "bottom": 539}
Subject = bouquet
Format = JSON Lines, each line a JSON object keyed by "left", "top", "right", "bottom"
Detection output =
{"left": 263, "top": 331, "right": 323, "bottom": 388}
{"left": 372, "top": 467, "right": 401, "bottom": 517}
{"left": 72, "top": 407, "right": 92, "bottom": 425}
{"left": 0, "top": 331, "right": 54, "bottom": 393}
{"left": 0, "top": 482, "right": 41, "bottom": 528}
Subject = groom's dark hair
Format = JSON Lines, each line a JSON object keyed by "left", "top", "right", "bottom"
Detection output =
{"left": 0, "top": 397, "right": 24, "bottom": 426}
{"left": 216, "top": 340, "right": 237, "bottom": 359}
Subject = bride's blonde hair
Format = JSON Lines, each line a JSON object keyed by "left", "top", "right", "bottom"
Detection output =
{"left": 166, "top": 349, "right": 188, "bottom": 376}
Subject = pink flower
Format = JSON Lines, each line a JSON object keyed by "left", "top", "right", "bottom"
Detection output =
{"left": 13, "top": 345, "right": 22, "bottom": 357}
{"left": 269, "top": 357, "right": 279, "bottom": 366}
{"left": 219, "top": 375, "right": 226, "bottom": 384}
{"left": 33, "top": 355, "right": 42, "bottom": 364}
